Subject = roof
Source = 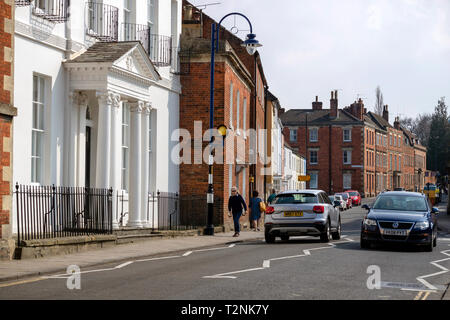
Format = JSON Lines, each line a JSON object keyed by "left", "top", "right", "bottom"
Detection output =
{"left": 367, "top": 111, "right": 392, "bottom": 130}
{"left": 67, "top": 41, "right": 142, "bottom": 64}
{"left": 278, "top": 189, "right": 324, "bottom": 195}
{"left": 377, "top": 191, "right": 424, "bottom": 197}
{"left": 280, "top": 109, "right": 364, "bottom": 126}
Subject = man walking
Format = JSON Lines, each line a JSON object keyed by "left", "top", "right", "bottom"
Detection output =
{"left": 228, "top": 187, "right": 248, "bottom": 237}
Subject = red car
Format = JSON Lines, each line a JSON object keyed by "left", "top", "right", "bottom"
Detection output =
{"left": 336, "top": 192, "right": 352, "bottom": 209}
{"left": 345, "top": 190, "right": 361, "bottom": 206}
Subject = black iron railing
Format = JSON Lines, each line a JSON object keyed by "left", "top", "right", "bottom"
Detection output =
{"left": 32, "top": 0, "right": 69, "bottom": 23}
{"left": 15, "top": 0, "right": 32, "bottom": 6}
{"left": 15, "top": 184, "right": 113, "bottom": 246}
{"left": 121, "top": 23, "right": 172, "bottom": 67}
{"left": 86, "top": 1, "right": 119, "bottom": 42}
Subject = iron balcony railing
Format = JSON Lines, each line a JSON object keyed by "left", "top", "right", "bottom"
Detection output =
{"left": 121, "top": 23, "right": 172, "bottom": 67}
{"left": 86, "top": 1, "right": 119, "bottom": 42}
{"left": 15, "top": 184, "right": 113, "bottom": 246}
{"left": 32, "top": 0, "right": 69, "bottom": 23}
{"left": 15, "top": 0, "right": 32, "bottom": 6}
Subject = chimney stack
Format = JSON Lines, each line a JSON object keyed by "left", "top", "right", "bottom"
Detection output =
{"left": 394, "top": 116, "right": 400, "bottom": 129}
{"left": 312, "top": 95, "right": 323, "bottom": 110}
{"left": 382, "top": 105, "right": 389, "bottom": 122}
{"left": 330, "top": 90, "right": 338, "bottom": 118}
{"left": 279, "top": 108, "right": 285, "bottom": 115}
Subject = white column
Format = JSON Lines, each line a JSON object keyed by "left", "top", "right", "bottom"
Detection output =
{"left": 95, "top": 91, "right": 112, "bottom": 189}
{"left": 68, "top": 91, "right": 80, "bottom": 187}
{"left": 127, "top": 101, "right": 144, "bottom": 228}
{"left": 109, "top": 94, "right": 121, "bottom": 230}
{"left": 141, "top": 103, "right": 152, "bottom": 228}
{"left": 76, "top": 92, "right": 89, "bottom": 187}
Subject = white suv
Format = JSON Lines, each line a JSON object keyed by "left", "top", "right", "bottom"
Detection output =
{"left": 264, "top": 190, "right": 342, "bottom": 243}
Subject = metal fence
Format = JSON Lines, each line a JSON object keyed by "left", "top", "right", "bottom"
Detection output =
{"left": 14, "top": 184, "right": 113, "bottom": 246}
{"left": 86, "top": 1, "right": 119, "bottom": 42}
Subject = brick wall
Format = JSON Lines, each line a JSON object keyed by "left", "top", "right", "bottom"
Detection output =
{"left": 0, "top": 0, "right": 15, "bottom": 240}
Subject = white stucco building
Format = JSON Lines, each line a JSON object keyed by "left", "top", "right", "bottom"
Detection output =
{"left": 283, "top": 144, "right": 306, "bottom": 191}
{"left": 13, "top": 0, "right": 181, "bottom": 230}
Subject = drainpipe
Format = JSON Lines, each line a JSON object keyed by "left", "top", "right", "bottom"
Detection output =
{"left": 329, "top": 124, "right": 332, "bottom": 194}
{"left": 264, "top": 85, "right": 268, "bottom": 200}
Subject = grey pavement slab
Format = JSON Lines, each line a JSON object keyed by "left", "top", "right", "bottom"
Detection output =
{"left": 0, "top": 231, "right": 264, "bottom": 283}
{"left": 437, "top": 194, "right": 450, "bottom": 234}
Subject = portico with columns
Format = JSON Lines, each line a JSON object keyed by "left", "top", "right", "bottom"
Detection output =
{"left": 64, "top": 42, "right": 161, "bottom": 229}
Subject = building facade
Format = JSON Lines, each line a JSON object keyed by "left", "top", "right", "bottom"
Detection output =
{"left": 13, "top": 0, "right": 181, "bottom": 231}
{"left": 0, "top": 0, "right": 16, "bottom": 248}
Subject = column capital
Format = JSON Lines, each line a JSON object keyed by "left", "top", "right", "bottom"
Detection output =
{"left": 96, "top": 91, "right": 121, "bottom": 108}
{"left": 70, "top": 91, "right": 89, "bottom": 107}
{"left": 129, "top": 101, "right": 145, "bottom": 113}
{"left": 143, "top": 102, "right": 152, "bottom": 115}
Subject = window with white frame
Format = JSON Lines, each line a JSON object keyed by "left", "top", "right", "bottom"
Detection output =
{"left": 343, "top": 128, "right": 351, "bottom": 142}
{"left": 343, "top": 173, "right": 352, "bottom": 189}
{"left": 147, "top": 0, "right": 156, "bottom": 25}
{"left": 229, "top": 82, "right": 233, "bottom": 129}
{"left": 309, "top": 172, "right": 318, "bottom": 189}
{"left": 242, "top": 97, "right": 247, "bottom": 137}
{"left": 31, "top": 75, "right": 46, "bottom": 184}
{"left": 343, "top": 150, "right": 352, "bottom": 165}
{"left": 236, "top": 90, "right": 240, "bottom": 130}
{"left": 290, "top": 128, "right": 297, "bottom": 142}
{"left": 121, "top": 103, "right": 130, "bottom": 191}
{"left": 309, "top": 128, "right": 318, "bottom": 142}
{"left": 124, "top": 0, "right": 132, "bottom": 24}
{"left": 310, "top": 150, "right": 318, "bottom": 164}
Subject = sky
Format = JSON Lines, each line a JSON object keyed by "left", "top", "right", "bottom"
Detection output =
{"left": 188, "top": 0, "right": 450, "bottom": 120}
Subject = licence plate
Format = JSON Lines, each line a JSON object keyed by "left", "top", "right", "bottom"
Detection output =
{"left": 384, "top": 229, "right": 407, "bottom": 236}
{"left": 284, "top": 211, "right": 303, "bottom": 217}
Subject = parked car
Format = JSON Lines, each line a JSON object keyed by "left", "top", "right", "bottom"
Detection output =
{"left": 330, "top": 194, "right": 346, "bottom": 211}
{"left": 393, "top": 187, "right": 405, "bottom": 191}
{"left": 345, "top": 190, "right": 362, "bottom": 206}
{"left": 265, "top": 190, "right": 342, "bottom": 243}
{"left": 360, "top": 191, "right": 438, "bottom": 251}
{"left": 336, "top": 192, "right": 352, "bottom": 209}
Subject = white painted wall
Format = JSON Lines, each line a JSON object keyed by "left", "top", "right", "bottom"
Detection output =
{"left": 13, "top": 0, "right": 182, "bottom": 233}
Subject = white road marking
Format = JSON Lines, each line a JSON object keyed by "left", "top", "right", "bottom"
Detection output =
{"left": 203, "top": 238, "right": 354, "bottom": 279}
{"left": 115, "top": 261, "right": 134, "bottom": 269}
{"left": 136, "top": 255, "right": 181, "bottom": 262}
{"left": 438, "top": 238, "right": 450, "bottom": 241}
{"left": 416, "top": 245, "right": 450, "bottom": 291}
{"left": 183, "top": 251, "right": 193, "bottom": 256}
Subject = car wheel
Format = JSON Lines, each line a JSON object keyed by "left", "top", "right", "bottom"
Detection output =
{"left": 360, "top": 238, "right": 370, "bottom": 249}
{"left": 332, "top": 219, "right": 341, "bottom": 240}
{"left": 433, "top": 235, "right": 437, "bottom": 247}
{"left": 320, "top": 221, "right": 331, "bottom": 243}
{"left": 424, "top": 235, "right": 433, "bottom": 252}
{"left": 280, "top": 235, "right": 289, "bottom": 241}
{"left": 265, "top": 231, "right": 276, "bottom": 244}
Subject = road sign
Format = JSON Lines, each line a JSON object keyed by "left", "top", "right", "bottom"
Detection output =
{"left": 298, "top": 175, "right": 311, "bottom": 182}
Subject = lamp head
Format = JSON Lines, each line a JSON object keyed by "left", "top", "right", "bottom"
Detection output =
{"left": 217, "top": 125, "right": 227, "bottom": 137}
{"left": 242, "top": 33, "right": 262, "bottom": 55}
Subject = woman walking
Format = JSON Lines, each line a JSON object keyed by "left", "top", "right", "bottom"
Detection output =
{"left": 227, "top": 187, "right": 247, "bottom": 237}
{"left": 249, "top": 190, "right": 264, "bottom": 231}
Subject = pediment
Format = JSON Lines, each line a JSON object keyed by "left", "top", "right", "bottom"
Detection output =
{"left": 113, "top": 43, "right": 162, "bottom": 81}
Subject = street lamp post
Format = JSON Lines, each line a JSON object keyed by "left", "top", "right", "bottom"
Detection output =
{"left": 203, "top": 13, "right": 262, "bottom": 236}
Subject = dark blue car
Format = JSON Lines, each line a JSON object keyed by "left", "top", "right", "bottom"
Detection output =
{"left": 361, "top": 191, "right": 439, "bottom": 251}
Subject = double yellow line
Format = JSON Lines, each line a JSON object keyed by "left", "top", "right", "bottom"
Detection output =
{"left": 414, "top": 291, "right": 431, "bottom": 300}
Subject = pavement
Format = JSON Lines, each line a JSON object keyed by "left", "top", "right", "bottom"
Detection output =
{"left": 0, "top": 230, "right": 264, "bottom": 284}
{"left": 437, "top": 193, "right": 450, "bottom": 234}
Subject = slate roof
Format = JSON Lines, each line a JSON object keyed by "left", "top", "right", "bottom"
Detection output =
{"left": 366, "top": 111, "right": 392, "bottom": 130}
{"left": 280, "top": 109, "right": 364, "bottom": 126}
{"left": 67, "top": 41, "right": 141, "bottom": 63}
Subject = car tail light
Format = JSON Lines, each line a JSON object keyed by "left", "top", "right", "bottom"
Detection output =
{"left": 313, "top": 205, "right": 324, "bottom": 214}
{"left": 266, "top": 206, "right": 275, "bottom": 214}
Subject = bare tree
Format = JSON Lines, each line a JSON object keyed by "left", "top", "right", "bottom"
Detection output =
{"left": 374, "top": 86, "right": 384, "bottom": 115}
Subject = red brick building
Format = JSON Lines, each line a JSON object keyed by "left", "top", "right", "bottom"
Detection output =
{"left": 180, "top": 3, "right": 256, "bottom": 231}
{"left": 0, "top": 0, "right": 16, "bottom": 259}
{"left": 281, "top": 91, "right": 365, "bottom": 195}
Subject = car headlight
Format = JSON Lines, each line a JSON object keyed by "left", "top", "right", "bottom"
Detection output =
{"left": 364, "top": 219, "right": 377, "bottom": 226}
{"left": 414, "top": 221, "right": 430, "bottom": 230}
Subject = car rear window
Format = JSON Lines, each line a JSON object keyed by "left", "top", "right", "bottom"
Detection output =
{"left": 373, "top": 195, "right": 428, "bottom": 212}
{"left": 348, "top": 192, "right": 358, "bottom": 196}
{"left": 273, "top": 193, "right": 318, "bottom": 204}
{"left": 337, "top": 193, "right": 348, "bottom": 200}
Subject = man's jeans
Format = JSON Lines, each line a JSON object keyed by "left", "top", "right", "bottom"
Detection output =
{"left": 233, "top": 212, "right": 242, "bottom": 233}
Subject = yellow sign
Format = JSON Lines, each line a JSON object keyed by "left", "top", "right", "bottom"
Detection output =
{"left": 298, "top": 175, "right": 311, "bottom": 182}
